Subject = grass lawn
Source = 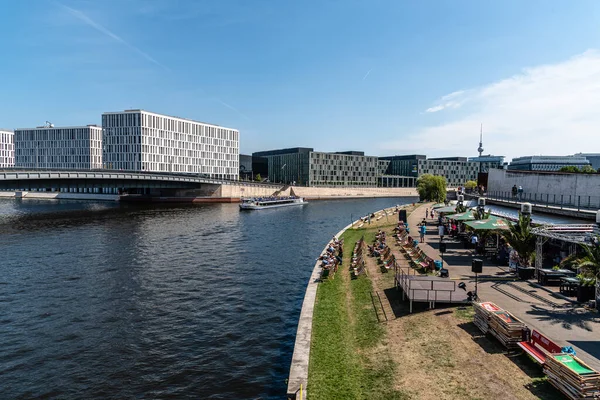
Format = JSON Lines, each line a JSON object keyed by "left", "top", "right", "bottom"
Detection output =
{"left": 307, "top": 211, "right": 409, "bottom": 399}
{"left": 307, "top": 203, "right": 563, "bottom": 400}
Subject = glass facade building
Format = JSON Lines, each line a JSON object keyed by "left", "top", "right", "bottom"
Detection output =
{"left": 102, "top": 110, "right": 239, "bottom": 179}
{"left": 508, "top": 155, "right": 590, "bottom": 171}
{"left": 14, "top": 125, "right": 103, "bottom": 169}
{"left": 0, "top": 129, "right": 14, "bottom": 168}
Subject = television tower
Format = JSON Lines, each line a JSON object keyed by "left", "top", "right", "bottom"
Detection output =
{"left": 477, "top": 123, "right": 484, "bottom": 157}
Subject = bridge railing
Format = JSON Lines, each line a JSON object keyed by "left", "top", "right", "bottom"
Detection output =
{"left": 486, "top": 191, "right": 600, "bottom": 211}
{"left": 0, "top": 168, "right": 284, "bottom": 188}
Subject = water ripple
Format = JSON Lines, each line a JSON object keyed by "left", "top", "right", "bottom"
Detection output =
{"left": 0, "top": 197, "right": 417, "bottom": 399}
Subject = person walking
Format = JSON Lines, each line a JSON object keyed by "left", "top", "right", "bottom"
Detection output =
{"left": 419, "top": 223, "right": 427, "bottom": 243}
{"left": 438, "top": 224, "right": 445, "bottom": 241}
{"left": 425, "top": 208, "right": 429, "bottom": 219}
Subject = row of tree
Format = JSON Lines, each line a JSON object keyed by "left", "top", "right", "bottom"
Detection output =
{"left": 559, "top": 165, "right": 597, "bottom": 173}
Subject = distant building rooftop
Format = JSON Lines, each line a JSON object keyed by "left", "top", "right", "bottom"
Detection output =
{"left": 253, "top": 147, "right": 314, "bottom": 157}
{"left": 103, "top": 109, "right": 236, "bottom": 130}
{"left": 380, "top": 155, "right": 427, "bottom": 160}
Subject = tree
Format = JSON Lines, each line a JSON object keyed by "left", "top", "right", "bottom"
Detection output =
{"left": 581, "top": 165, "right": 596, "bottom": 174}
{"left": 559, "top": 166, "right": 580, "bottom": 173}
{"left": 501, "top": 212, "right": 536, "bottom": 266}
{"left": 255, "top": 173, "right": 262, "bottom": 181}
{"left": 561, "top": 241, "right": 600, "bottom": 307}
{"left": 416, "top": 174, "right": 447, "bottom": 202}
{"left": 465, "top": 180, "right": 477, "bottom": 190}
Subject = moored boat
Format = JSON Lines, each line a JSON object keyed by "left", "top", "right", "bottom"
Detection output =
{"left": 239, "top": 196, "right": 306, "bottom": 210}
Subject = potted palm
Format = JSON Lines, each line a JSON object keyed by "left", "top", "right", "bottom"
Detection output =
{"left": 574, "top": 244, "right": 600, "bottom": 305}
{"left": 501, "top": 213, "right": 536, "bottom": 270}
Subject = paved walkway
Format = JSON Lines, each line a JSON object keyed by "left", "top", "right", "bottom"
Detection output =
{"left": 403, "top": 203, "right": 600, "bottom": 371}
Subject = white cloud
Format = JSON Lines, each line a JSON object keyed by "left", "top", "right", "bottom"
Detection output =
{"left": 391, "top": 50, "right": 600, "bottom": 161}
{"left": 425, "top": 90, "right": 467, "bottom": 112}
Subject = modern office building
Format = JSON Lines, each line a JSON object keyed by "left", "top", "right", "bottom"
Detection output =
{"left": 380, "top": 154, "right": 478, "bottom": 186}
{"left": 253, "top": 147, "right": 312, "bottom": 185}
{"left": 252, "top": 147, "right": 379, "bottom": 186}
{"left": 102, "top": 109, "right": 239, "bottom": 179}
{"left": 380, "top": 155, "right": 426, "bottom": 177}
{"left": 0, "top": 129, "right": 14, "bottom": 168}
{"left": 14, "top": 125, "right": 103, "bottom": 169}
{"left": 418, "top": 157, "right": 479, "bottom": 187}
{"left": 239, "top": 154, "right": 253, "bottom": 180}
{"left": 508, "top": 155, "right": 590, "bottom": 171}
{"left": 467, "top": 155, "right": 505, "bottom": 173}
{"left": 574, "top": 153, "right": 600, "bottom": 170}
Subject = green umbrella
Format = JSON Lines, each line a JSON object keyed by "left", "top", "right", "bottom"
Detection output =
{"left": 431, "top": 203, "right": 446, "bottom": 209}
{"left": 448, "top": 211, "right": 477, "bottom": 221}
{"left": 464, "top": 215, "right": 511, "bottom": 231}
{"left": 435, "top": 206, "right": 457, "bottom": 214}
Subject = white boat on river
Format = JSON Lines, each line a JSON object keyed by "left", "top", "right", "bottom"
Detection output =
{"left": 239, "top": 196, "right": 307, "bottom": 210}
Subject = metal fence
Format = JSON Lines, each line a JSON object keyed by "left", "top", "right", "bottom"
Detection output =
{"left": 486, "top": 191, "right": 600, "bottom": 211}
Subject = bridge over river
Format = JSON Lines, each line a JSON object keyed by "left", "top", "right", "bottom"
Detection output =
{"left": 0, "top": 169, "right": 283, "bottom": 200}
{"left": 0, "top": 169, "right": 418, "bottom": 202}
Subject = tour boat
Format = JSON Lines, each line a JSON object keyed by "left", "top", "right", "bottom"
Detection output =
{"left": 239, "top": 196, "right": 306, "bottom": 210}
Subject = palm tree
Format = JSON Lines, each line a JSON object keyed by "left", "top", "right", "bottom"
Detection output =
{"left": 501, "top": 212, "right": 536, "bottom": 266}
{"left": 560, "top": 241, "right": 600, "bottom": 307}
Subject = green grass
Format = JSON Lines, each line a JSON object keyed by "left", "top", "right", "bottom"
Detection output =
{"left": 454, "top": 306, "right": 475, "bottom": 321}
{"left": 307, "top": 227, "right": 409, "bottom": 400}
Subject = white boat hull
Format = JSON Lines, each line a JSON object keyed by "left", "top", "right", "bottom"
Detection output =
{"left": 239, "top": 198, "right": 306, "bottom": 210}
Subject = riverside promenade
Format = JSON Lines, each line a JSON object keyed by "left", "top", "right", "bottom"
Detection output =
{"left": 408, "top": 203, "right": 600, "bottom": 371}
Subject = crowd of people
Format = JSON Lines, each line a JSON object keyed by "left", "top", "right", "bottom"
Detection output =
{"left": 317, "top": 236, "right": 344, "bottom": 276}
{"left": 368, "top": 230, "right": 387, "bottom": 257}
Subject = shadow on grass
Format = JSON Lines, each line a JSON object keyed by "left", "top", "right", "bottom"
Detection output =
{"left": 383, "top": 287, "right": 462, "bottom": 318}
{"left": 506, "top": 353, "right": 563, "bottom": 400}
{"left": 456, "top": 322, "right": 505, "bottom": 355}
{"left": 457, "top": 322, "right": 564, "bottom": 399}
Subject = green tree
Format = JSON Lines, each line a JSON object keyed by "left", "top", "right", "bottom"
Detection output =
{"left": 501, "top": 212, "right": 536, "bottom": 266}
{"left": 465, "top": 180, "right": 477, "bottom": 190}
{"left": 581, "top": 165, "right": 596, "bottom": 174}
{"left": 416, "top": 174, "right": 447, "bottom": 202}
{"left": 255, "top": 173, "right": 262, "bottom": 181}
{"left": 559, "top": 166, "right": 581, "bottom": 173}
{"left": 561, "top": 242, "right": 600, "bottom": 286}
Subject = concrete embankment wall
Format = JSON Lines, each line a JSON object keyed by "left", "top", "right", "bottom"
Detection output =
{"left": 488, "top": 169, "right": 600, "bottom": 206}
{"left": 291, "top": 186, "right": 418, "bottom": 200}
{"left": 286, "top": 222, "right": 353, "bottom": 400}
{"left": 173, "top": 185, "right": 418, "bottom": 202}
{"left": 0, "top": 191, "right": 120, "bottom": 201}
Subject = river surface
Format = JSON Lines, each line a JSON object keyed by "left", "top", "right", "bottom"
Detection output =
{"left": 0, "top": 197, "right": 418, "bottom": 399}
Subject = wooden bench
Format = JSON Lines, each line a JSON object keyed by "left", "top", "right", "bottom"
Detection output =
{"left": 382, "top": 255, "right": 395, "bottom": 270}
{"left": 518, "top": 330, "right": 562, "bottom": 365}
{"left": 379, "top": 246, "right": 391, "bottom": 262}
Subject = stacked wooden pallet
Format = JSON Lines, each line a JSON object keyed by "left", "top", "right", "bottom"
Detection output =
{"left": 473, "top": 302, "right": 501, "bottom": 334}
{"left": 543, "top": 353, "right": 600, "bottom": 399}
{"left": 488, "top": 310, "right": 525, "bottom": 349}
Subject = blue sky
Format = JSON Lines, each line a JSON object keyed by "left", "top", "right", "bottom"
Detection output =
{"left": 2, "top": 0, "right": 600, "bottom": 160}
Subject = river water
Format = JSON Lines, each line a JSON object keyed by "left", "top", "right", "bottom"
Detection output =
{"left": 0, "top": 197, "right": 418, "bottom": 399}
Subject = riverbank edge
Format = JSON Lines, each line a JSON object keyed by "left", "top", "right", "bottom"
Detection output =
{"left": 285, "top": 221, "right": 353, "bottom": 399}
{"left": 0, "top": 191, "right": 419, "bottom": 204}
{"left": 0, "top": 191, "right": 120, "bottom": 201}
{"left": 286, "top": 203, "right": 412, "bottom": 399}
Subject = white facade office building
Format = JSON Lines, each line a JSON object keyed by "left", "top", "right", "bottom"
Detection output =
{"left": 14, "top": 125, "right": 103, "bottom": 169}
{"left": 0, "top": 129, "right": 14, "bottom": 168}
{"left": 102, "top": 110, "right": 239, "bottom": 179}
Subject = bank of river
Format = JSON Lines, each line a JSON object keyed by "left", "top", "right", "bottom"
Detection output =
{"left": 0, "top": 196, "right": 417, "bottom": 399}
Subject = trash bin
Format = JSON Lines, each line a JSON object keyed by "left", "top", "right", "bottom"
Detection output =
{"left": 439, "top": 268, "right": 449, "bottom": 278}
{"left": 434, "top": 260, "right": 443, "bottom": 270}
